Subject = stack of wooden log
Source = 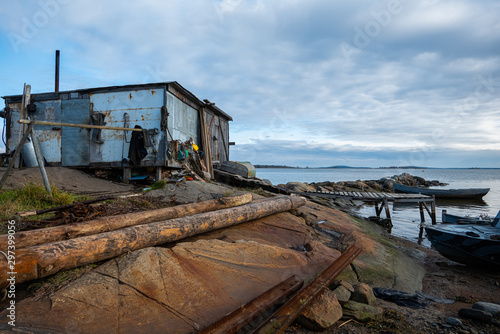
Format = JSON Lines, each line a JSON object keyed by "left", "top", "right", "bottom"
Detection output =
{"left": 0, "top": 194, "right": 306, "bottom": 288}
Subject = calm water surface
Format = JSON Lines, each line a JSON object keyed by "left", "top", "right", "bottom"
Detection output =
{"left": 256, "top": 168, "right": 500, "bottom": 246}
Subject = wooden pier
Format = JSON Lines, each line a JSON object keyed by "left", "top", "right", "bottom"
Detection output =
{"left": 298, "top": 190, "right": 436, "bottom": 236}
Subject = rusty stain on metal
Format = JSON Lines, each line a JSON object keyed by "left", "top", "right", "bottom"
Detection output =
{"left": 200, "top": 275, "right": 303, "bottom": 334}
{"left": 252, "top": 245, "right": 362, "bottom": 334}
{"left": 129, "top": 93, "right": 133, "bottom": 100}
{"left": 37, "top": 131, "right": 61, "bottom": 143}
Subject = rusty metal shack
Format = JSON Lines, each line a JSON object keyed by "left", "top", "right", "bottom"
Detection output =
{"left": 1, "top": 82, "right": 232, "bottom": 179}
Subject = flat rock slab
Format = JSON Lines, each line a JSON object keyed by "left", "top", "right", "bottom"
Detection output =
{"left": 0, "top": 210, "right": 340, "bottom": 334}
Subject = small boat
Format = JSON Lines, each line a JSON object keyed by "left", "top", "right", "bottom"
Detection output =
{"left": 393, "top": 183, "right": 489, "bottom": 199}
{"left": 219, "top": 161, "right": 256, "bottom": 179}
{"left": 442, "top": 209, "right": 497, "bottom": 225}
{"left": 425, "top": 211, "right": 500, "bottom": 267}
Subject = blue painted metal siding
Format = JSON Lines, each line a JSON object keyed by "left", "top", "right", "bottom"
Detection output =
{"left": 61, "top": 99, "right": 90, "bottom": 166}
{"left": 89, "top": 89, "right": 164, "bottom": 164}
{"left": 32, "top": 100, "right": 62, "bottom": 164}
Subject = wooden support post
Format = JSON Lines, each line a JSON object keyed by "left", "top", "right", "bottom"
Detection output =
{"left": 418, "top": 224, "right": 424, "bottom": 242}
{"left": 0, "top": 120, "right": 36, "bottom": 190}
{"left": 431, "top": 196, "right": 436, "bottom": 225}
{"left": 419, "top": 202, "right": 426, "bottom": 223}
{"left": 383, "top": 198, "right": 392, "bottom": 233}
{"left": 15, "top": 84, "right": 28, "bottom": 168}
{"left": 32, "top": 134, "right": 52, "bottom": 195}
{"left": 374, "top": 202, "right": 381, "bottom": 218}
{"left": 156, "top": 166, "right": 162, "bottom": 181}
{"left": 123, "top": 168, "right": 131, "bottom": 183}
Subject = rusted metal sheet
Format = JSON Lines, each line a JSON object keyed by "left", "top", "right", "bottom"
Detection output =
{"left": 253, "top": 245, "right": 362, "bottom": 334}
{"left": 89, "top": 89, "right": 163, "bottom": 164}
{"left": 200, "top": 275, "right": 303, "bottom": 334}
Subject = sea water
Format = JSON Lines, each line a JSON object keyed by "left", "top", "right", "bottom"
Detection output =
{"left": 256, "top": 168, "right": 500, "bottom": 246}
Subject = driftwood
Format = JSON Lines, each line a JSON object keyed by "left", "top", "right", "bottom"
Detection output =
{"left": 0, "top": 194, "right": 253, "bottom": 250}
{"left": 0, "top": 196, "right": 305, "bottom": 288}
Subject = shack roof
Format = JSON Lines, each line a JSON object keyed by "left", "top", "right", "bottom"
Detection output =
{"left": 2, "top": 81, "right": 232, "bottom": 121}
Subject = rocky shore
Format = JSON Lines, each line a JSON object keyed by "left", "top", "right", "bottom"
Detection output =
{"left": 0, "top": 169, "right": 499, "bottom": 333}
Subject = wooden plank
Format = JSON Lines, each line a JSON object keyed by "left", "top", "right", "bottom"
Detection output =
{"left": 253, "top": 245, "right": 361, "bottom": 334}
{"left": 200, "top": 276, "right": 302, "bottom": 334}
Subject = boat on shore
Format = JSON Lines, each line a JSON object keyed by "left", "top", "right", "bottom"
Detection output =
{"left": 393, "top": 183, "right": 490, "bottom": 199}
{"left": 425, "top": 211, "right": 500, "bottom": 267}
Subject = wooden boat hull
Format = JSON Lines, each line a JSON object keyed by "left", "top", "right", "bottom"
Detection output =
{"left": 425, "top": 225, "right": 500, "bottom": 267}
{"left": 393, "top": 183, "right": 489, "bottom": 199}
{"left": 441, "top": 211, "right": 492, "bottom": 225}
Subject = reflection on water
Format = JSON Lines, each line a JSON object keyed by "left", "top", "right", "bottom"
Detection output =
{"left": 257, "top": 168, "right": 500, "bottom": 247}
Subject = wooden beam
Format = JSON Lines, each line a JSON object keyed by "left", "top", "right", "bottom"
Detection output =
{"left": 18, "top": 119, "right": 142, "bottom": 132}
{"left": 1, "top": 194, "right": 253, "bottom": 250}
{"left": 200, "top": 276, "right": 302, "bottom": 334}
{"left": 0, "top": 196, "right": 305, "bottom": 287}
{"left": 32, "top": 134, "right": 51, "bottom": 195}
{"left": 253, "top": 245, "right": 361, "bottom": 334}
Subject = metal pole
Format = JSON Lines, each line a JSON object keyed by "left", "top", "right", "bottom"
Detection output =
{"left": 55, "top": 50, "right": 60, "bottom": 92}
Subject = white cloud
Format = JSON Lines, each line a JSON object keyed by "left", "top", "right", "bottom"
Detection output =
{"left": 0, "top": 0, "right": 499, "bottom": 167}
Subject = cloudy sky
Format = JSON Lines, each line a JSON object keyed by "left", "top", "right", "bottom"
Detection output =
{"left": 1, "top": 0, "right": 499, "bottom": 168}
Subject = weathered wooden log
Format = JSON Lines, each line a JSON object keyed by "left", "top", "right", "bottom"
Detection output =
{"left": 0, "top": 194, "right": 253, "bottom": 250}
{"left": 0, "top": 196, "right": 305, "bottom": 287}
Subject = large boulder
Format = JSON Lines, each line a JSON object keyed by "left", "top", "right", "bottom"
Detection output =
{"left": 458, "top": 308, "right": 493, "bottom": 323}
{"left": 351, "top": 283, "right": 377, "bottom": 306}
{"left": 472, "top": 302, "right": 500, "bottom": 318}
{"left": 297, "top": 289, "right": 343, "bottom": 331}
{"left": 331, "top": 281, "right": 354, "bottom": 305}
{"left": 342, "top": 301, "right": 384, "bottom": 323}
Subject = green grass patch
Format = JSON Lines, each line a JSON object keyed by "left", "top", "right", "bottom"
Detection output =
{"left": 150, "top": 180, "right": 167, "bottom": 190}
{"left": 0, "top": 182, "right": 85, "bottom": 220}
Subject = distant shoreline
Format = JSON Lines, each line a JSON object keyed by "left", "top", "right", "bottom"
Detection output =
{"left": 253, "top": 165, "right": 499, "bottom": 170}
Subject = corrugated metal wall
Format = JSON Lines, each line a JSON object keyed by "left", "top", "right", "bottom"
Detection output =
{"left": 166, "top": 91, "right": 200, "bottom": 145}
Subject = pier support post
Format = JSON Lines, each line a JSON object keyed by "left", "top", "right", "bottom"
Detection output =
{"left": 383, "top": 198, "right": 392, "bottom": 233}
{"left": 431, "top": 196, "right": 436, "bottom": 225}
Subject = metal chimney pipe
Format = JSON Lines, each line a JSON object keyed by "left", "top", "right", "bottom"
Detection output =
{"left": 55, "top": 50, "right": 60, "bottom": 92}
